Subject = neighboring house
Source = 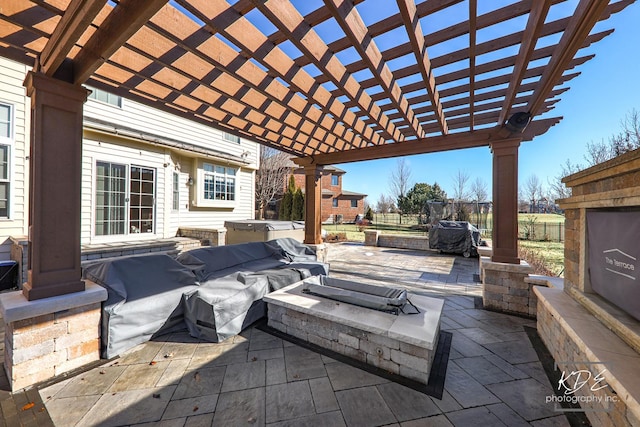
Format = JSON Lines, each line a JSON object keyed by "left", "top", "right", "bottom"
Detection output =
{"left": 288, "top": 165, "right": 366, "bottom": 224}
{"left": 0, "top": 56, "right": 259, "bottom": 264}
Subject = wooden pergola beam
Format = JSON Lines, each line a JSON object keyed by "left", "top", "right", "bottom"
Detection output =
{"left": 497, "top": 0, "right": 552, "bottom": 125}
{"left": 251, "top": 0, "right": 406, "bottom": 143}
{"left": 38, "top": 0, "right": 107, "bottom": 77}
{"left": 396, "top": 0, "right": 448, "bottom": 135}
{"left": 294, "top": 127, "right": 521, "bottom": 166}
{"left": 72, "top": 0, "right": 168, "bottom": 84}
{"left": 527, "top": 0, "right": 610, "bottom": 116}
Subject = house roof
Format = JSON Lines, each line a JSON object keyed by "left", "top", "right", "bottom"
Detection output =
{"left": 341, "top": 190, "right": 368, "bottom": 198}
{"left": 0, "top": 1, "right": 632, "bottom": 164}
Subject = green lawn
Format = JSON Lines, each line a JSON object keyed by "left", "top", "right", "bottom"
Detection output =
{"left": 519, "top": 240, "right": 565, "bottom": 276}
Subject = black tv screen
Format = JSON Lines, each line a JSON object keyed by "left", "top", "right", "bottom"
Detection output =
{"left": 587, "top": 210, "right": 640, "bottom": 321}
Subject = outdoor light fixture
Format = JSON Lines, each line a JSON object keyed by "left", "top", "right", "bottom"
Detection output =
{"left": 505, "top": 112, "right": 531, "bottom": 133}
{"left": 187, "top": 176, "right": 194, "bottom": 186}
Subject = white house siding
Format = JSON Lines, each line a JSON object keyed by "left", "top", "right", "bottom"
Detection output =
{"left": 0, "top": 58, "right": 30, "bottom": 260}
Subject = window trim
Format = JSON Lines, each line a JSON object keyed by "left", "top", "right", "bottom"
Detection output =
{"left": 332, "top": 198, "right": 338, "bottom": 208}
{"left": 350, "top": 199, "right": 358, "bottom": 208}
{"left": 87, "top": 87, "right": 122, "bottom": 108}
{"left": 92, "top": 159, "right": 158, "bottom": 239}
{"left": 193, "top": 160, "right": 238, "bottom": 208}
{"left": 172, "top": 171, "right": 180, "bottom": 212}
{"left": 223, "top": 132, "right": 241, "bottom": 144}
{"left": 331, "top": 174, "right": 339, "bottom": 186}
{"left": 0, "top": 102, "right": 14, "bottom": 219}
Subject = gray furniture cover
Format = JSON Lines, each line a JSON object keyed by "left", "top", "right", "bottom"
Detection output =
{"left": 83, "top": 253, "right": 198, "bottom": 359}
{"left": 177, "top": 238, "right": 328, "bottom": 341}
{"left": 84, "top": 238, "right": 329, "bottom": 357}
{"left": 182, "top": 273, "right": 269, "bottom": 342}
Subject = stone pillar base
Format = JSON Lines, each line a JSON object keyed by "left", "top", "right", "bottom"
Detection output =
{"left": 481, "top": 259, "right": 535, "bottom": 317}
{"left": 307, "top": 243, "right": 328, "bottom": 264}
{"left": 364, "top": 230, "right": 380, "bottom": 246}
{"left": 0, "top": 282, "right": 107, "bottom": 391}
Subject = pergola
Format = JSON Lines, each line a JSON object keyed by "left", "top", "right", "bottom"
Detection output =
{"left": 0, "top": 0, "right": 633, "bottom": 301}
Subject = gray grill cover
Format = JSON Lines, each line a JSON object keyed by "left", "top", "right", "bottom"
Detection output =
{"left": 429, "top": 221, "right": 480, "bottom": 256}
{"left": 302, "top": 276, "right": 408, "bottom": 312}
{"left": 83, "top": 253, "right": 198, "bottom": 359}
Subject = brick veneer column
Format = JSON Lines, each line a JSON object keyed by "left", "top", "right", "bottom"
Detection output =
{"left": 490, "top": 138, "right": 522, "bottom": 264}
{"left": 304, "top": 165, "right": 324, "bottom": 245}
{"left": 23, "top": 72, "right": 88, "bottom": 300}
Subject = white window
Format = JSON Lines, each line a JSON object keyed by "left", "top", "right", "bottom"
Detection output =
{"left": 351, "top": 199, "right": 358, "bottom": 208}
{"left": 331, "top": 175, "right": 339, "bottom": 186}
{"left": 332, "top": 198, "right": 338, "bottom": 208}
{"left": 203, "top": 163, "right": 236, "bottom": 201}
{"left": 172, "top": 172, "right": 180, "bottom": 211}
{"left": 194, "top": 161, "right": 238, "bottom": 208}
{"left": 223, "top": 132, "right": 240, "bottom": 144}
{"left": 87, "top": 87, "right": 122, "bottom": 107}
{"left": 95, "top": 161, "right": 156, "bottom": 236}
{"left": 0, "top": 103, "right": 12, "bottom": 218}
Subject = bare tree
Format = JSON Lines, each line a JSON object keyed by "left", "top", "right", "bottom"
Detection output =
{"left": 470, "top": 177, "right": 489, "bottom": 202}
{"left": 389, "top": 158, "right": 412, "bottom": 202}
{"left": 523, "top": 174, "right": 543, "bottom": 213}
{"left": 376, "top": 194, "right": 394, "bottom": 221}
{"left": 610, "top": 108, "right": 640, "bottom": 155}
{"left": 452, "top": 170, "right": 471, "bottom": 202}
{"left": 584, "top": 139, "right": 613, "bottom": 166}
{"left": 548, "top": 159, "right": 581, "bottom": 202}
{"left": 389, "top": 158, "right": 412, "bottom": 224}
{"left": 255, "top": 146, "right": 292, "bottom": 219}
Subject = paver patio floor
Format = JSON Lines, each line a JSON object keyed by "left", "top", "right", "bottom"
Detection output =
{"left": 24, "top": 243, "right": 568, "bottom": 426}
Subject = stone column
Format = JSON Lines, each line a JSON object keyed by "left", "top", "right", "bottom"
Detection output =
{"left": 303, "top": 165, "right": 323, "bottom": 245}
{"left": 23, "top": 72, "right": 88, "bottom": 300}
{"left": 490, "top": 138, "right": 522, "bottom": 264}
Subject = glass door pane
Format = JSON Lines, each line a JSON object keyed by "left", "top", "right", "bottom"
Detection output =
{"left": 129, "top": 166, "right": 155, "bottom": 233}
{"left": 95, "top": 161, "right": 126, "bottom": 236}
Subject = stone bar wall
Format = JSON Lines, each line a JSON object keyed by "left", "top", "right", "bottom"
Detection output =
{"left": 267, "top": 304, "right": 436, "bottom": 384}
{"left": 364, "top": 230, "right": 430, "bottom": 251}
{"left": 481, "top": 259, "right": 535, "bottom": 317}
{"left": 177, "top": 227, "right": 226, "bottom": 246}
{"left": 0, "top": 282, "right": 107, "bottom": 390}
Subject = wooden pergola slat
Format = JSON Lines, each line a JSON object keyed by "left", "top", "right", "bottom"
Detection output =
{"left": 497, "top": 0, "right": 552, "bottom": 125}
{"left": 71, "top": 0, "right": 168, "bottom": 84}
{"left": 396, "top": 0, "right": 448, "bottom": 135}
{"left": 177, "top": 0, "right": 386, "bottom": 148}
{"left": 251, "top": 0, "right": 406, "bottom": 143}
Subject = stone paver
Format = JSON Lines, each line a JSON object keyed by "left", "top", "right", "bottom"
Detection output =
{"left": 0, "top": 243, "right": 572, "bottom": 426}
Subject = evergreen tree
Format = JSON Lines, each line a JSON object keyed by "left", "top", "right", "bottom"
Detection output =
{"left": 292, "top": 188, "right": 304, "bottom": 220}
{"left": 365, "top": 206, "right": 374, "bottom": 221}
{"left": 280, "top": 192, "right": 292, "bottom": 220}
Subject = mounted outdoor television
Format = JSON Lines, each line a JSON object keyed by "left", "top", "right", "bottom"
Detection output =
{"left": 587, "top": 209, "right": 640, "bottom": 321}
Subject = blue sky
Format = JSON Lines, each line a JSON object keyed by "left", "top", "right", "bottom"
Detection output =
{"left": 336, "top": 1, "right": 640, "bottom": 206}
